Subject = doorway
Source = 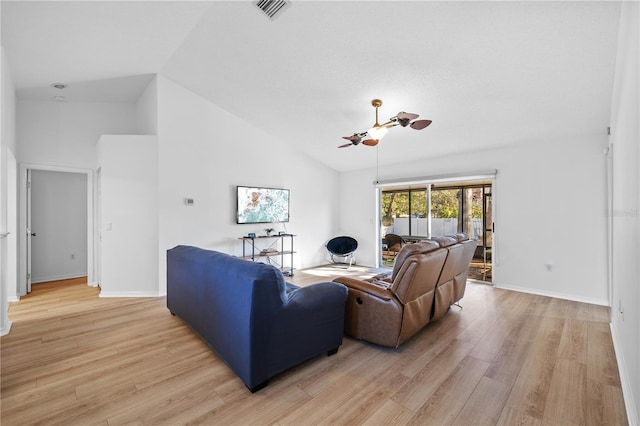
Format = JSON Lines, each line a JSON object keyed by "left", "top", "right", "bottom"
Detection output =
{"left": 378, "top": 176, "right": 494, "bottom": 283}
{"left": 19, "top": 164, "right": 94, "bottom": 296}
{"left": 30, "top": 170, "right": 88, "bottom": 284}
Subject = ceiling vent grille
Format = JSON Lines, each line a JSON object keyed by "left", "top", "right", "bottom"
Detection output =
{"left": 255, "top": 0, "right": 290, "bottom": 21}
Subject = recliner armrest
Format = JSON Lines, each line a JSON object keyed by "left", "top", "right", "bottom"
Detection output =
{"left": 369, "top": 271, "right": 392, "bottom": 281}
{"left": 333, "top": 277, "right": 393, "bottom": 301}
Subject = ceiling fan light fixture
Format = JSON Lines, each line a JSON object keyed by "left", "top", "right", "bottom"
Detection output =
{"left": 368, "top": 98, "right": 388, "bottom": 141}
{"left": 367, "top": 125, "right": 388, "bottom": 141}
{"left": 339, "top": 98, "right": 431, "bottom": 149}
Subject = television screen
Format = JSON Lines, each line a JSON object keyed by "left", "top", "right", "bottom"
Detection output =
{"left": 237, "top": 186, "right": 290, "bottom": 224}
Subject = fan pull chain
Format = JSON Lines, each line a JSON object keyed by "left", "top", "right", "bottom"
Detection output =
{"left": 376, "top": 145, "right": 379, "bottom": 184}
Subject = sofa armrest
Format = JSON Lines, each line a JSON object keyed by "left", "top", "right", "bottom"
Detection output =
{"left": 333, "top": 277, "right": 393, "bottom": 301}
{"left": 267, "top": 282, "right": 348, "bottom": 375}
{"left": 284, "top": 282, "right": 348, "bottom": 310}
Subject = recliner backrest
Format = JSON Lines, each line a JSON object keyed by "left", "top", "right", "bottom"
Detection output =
{"left": 433, "top": 236, "right": 465, "bottom": 287}
{"left": 430, "top": 233, "right": 478, "bottom": 320}
{"left": 390, "top": 241, "right": 446, "bottom": 304}
{"left": 452, "top": 237, "right": 478, "bottom": 301}
{"left": 391, "top": 240, "right": 439, "bottom": 281}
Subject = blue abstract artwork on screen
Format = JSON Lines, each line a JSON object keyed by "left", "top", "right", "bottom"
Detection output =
{"left": 237, "top": 186, "right": 290, "bottom": 224}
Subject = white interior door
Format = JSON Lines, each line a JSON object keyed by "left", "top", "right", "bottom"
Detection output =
{"left": 26, "top": 169, "right": 32, "bottom": 294}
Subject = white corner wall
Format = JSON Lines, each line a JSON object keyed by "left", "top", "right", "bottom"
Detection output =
{"left": 156, "top": 76, "right": 340, "bottom": 295}
{"left": 609, "top": 2, "right": 640, "bottom": 424}
{"left": 339, "top": 134, "right": 610, "bottom": 306}
{"left": 97, "top": 135, "right": 159, "bottom": 297}
{"left": 136, "top": 76, "right": 158, "bottom": 135}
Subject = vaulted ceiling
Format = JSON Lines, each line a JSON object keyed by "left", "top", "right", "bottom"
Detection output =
{"left": 1, "top": 1, "right": 623, "bottom": 172}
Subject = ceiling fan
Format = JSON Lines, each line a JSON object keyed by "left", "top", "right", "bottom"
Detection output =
{"left": 339, "top": 99, "right": 432, "bottom": 148}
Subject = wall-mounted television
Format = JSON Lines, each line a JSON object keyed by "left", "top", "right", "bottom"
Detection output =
{"left": 237, "top": 186, "right": 290, "bottom": 224}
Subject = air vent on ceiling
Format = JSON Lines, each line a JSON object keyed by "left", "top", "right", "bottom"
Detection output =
{"left": 255, "top": 0, "right": 290, "bottom": 21}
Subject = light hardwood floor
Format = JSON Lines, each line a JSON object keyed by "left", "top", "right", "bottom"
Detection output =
{"left": 1, "top": 270, "right": 628, "bottom": 425}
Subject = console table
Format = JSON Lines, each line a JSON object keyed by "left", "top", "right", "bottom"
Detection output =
{"left": 239, "top": 234, "right": 296, "bottom": 276}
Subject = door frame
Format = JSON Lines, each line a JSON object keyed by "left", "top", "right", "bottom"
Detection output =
{"left": 18, "top": 164, "right": 94, "bottom": 296}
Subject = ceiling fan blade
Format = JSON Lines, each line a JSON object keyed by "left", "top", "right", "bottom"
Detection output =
{"left": 398, "top": 111, "right": 419, "bottom": 121}
{"left": 362, "top": 139, "right": 379, "bottom": 146}
{"left": 342, "top": 135, "right": 360, "bottom": 141}
{"left": 338, "top": 143, "right": 354, "bottom": 148}
{"left": 410, "top": 119, "right": 432, "bottom": 130}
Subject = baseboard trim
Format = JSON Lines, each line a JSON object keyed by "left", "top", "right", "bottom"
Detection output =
{"left": 610, "top": 320, "right": 640, "bottom": 426}
{"left": 1, "top": 320, "right": 12, "bottom": 336}
{"left": 99, "top": 291, "right": 162, "bottom": 298}
{"left": 494, "top": 282, "right": 608, "bottom": 306}
{"left": 8, "top": 296, "right": 19, "bottom": 302}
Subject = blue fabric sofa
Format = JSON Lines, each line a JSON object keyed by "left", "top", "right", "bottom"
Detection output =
{"left": 167, "top": 245, "right": 348, "bottom": 392}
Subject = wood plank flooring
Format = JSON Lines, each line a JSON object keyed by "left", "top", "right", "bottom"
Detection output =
{"left": 1, "top": 270, "right": 627, "bottom": 425}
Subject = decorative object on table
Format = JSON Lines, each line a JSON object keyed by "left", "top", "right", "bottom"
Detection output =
{"left": 339, "top": 98, "right": 432, "bottom": 148}
{"left": 264, "top": 227, "right": 274, "bottom": 236}
{"left": 248, "top": 232, "right": 256, "bottom": 238}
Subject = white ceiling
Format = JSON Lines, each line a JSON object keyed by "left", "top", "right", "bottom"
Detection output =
{"left": 1, "top": 1, "right": 623, "bottom": 172}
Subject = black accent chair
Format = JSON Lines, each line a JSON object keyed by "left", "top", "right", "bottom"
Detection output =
{"left": 326, "top": 236, "right": 358, "bottom": 267}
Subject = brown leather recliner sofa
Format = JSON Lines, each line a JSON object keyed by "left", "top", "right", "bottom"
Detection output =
{"left": 333, "top": 233, "right": 478, "bottom": 347}
{"left": 430, "top": 234, "right": 478, "bottom": 321}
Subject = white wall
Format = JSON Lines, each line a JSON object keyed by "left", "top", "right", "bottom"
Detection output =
{"left": 30, "top": 170, "right": 87, "bottom": 283}
{"left": 339, "top": 135, "right": 609, "bottom": 306}
{"left": 1, "top": 45, "right": 17, "bottom": 336}
{"left": 155, "top": 76, "right": 340, "bottom": 294}
{"left": 609, "top": 2, "right": 640, "bottom": 424}
{"left": 97, "top": 135, "right": 159, "bottom": 297}
{"left": 17, "top": 100, "right": 139, "bottom": 169}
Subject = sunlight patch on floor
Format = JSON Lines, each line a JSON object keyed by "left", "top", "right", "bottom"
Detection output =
{"left": 300, "top": 264, "right": 389, "bottom": 279}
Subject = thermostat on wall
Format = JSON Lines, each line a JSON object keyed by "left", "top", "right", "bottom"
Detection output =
{"left": 184, "top": 198, "right": 195, "bottom": 206}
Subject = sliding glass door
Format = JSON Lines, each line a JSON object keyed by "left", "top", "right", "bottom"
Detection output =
{"left": 379, "top": 179, "right": 493, "bottom": 283}
{"left": 381, "top": 187, "right": 428, "bottom": 265}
